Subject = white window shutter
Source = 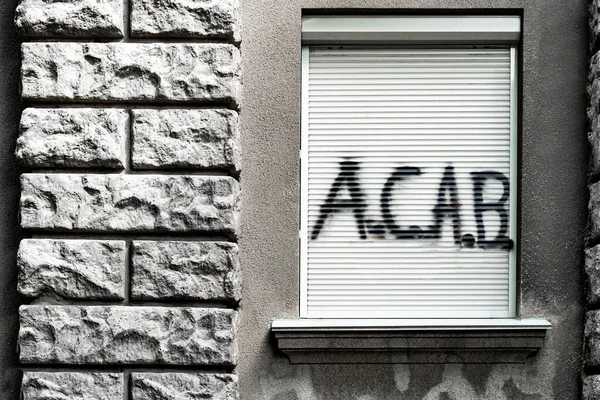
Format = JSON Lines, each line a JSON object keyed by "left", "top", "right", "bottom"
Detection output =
{"left": 301, "top": 46, "right": 517, "bottom": 318}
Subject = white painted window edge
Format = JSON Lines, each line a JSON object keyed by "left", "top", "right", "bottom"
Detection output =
{"left": 299, "top": 14, "right": 524, "bottom": 323}
{"left": 272, "top": 318, "right": 551, "bottom": 331}
{"left": 302, "top": 16, "right": 521, "bottom": 43}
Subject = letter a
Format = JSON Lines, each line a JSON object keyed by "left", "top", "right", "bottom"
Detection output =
{"left": 311, "top": 160, "right": 367, "bottom": 240}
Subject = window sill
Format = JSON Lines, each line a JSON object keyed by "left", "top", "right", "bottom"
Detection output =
{"left": 271, "top": 318, "right": 551, "bottom": 364}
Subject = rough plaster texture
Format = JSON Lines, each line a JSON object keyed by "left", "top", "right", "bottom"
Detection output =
{"left": 239, "top": 0, "right": 587, "bottom": 399}
{"left": 16, "top": 108, "right": 127, "bottom": 169}
{"left": 131, "top": 0, "right": 240, "bottom": 42}
{"left": 17, "top": 239, "right": 126, "bottom": 300}
{"left": 131, "top": 373, "right": 239, "bottom": 400}
{"left": 15, "top": 0, "right": 124, "bottom": 38}
{"left": 19, "top": 305, "right": 238, "bottom": 365}
{"left": 21, "top": 43, "right": 241, "bottom": 107}
{"left": 131, "top": 241, "right": 241, "bottom": 301}
{"left": 132, "top": 109, "right": 240, "bottom": 171}
{"left": 21, "top": 372, "right": 123, "bottom": 400}
{"left": 20, "top": 174, "right": 240, "bottom": 234}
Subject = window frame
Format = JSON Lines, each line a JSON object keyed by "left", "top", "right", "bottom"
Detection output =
{"left": 299, "top": 16, "right": 520, "bottom": 320}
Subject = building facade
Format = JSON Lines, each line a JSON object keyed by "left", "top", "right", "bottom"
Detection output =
{"left": 0, "top": 0, "right": 594, "bottom": 399}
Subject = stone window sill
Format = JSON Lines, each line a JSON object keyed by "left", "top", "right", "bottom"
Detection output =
{"left": 271, "top": 318, "right": 551, "bottom": 364}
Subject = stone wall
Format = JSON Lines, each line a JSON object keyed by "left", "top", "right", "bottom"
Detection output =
{"left": 14, "top": 0, "right": 241, "bottom": 399}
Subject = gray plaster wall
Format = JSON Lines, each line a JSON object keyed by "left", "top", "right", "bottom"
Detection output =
{"left": 0, "top": 0, "right": 21, "bottom": 398}
{"left": 240, "top": 1, "right": 588, "bottom": 399}
{"left": 0, "top": 0, "right": 589, "bottom": 398}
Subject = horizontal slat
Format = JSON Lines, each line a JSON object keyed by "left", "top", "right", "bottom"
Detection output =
{"left": 307, "top": 168, "right": 509, "bottom": 174}
{"left": 308, "top": 276, "right": 507, "bottom": 281}
{"left": 308, "top": 294, "right": 508, "bottom": 299}
{"left": 307, "top": 301, "right": 507, "bottom": 307}
{"left": 310, "top": 98, "right": 509, "bottom": 104}
{"left": 308, "top": 283, "right": 507, "bottom": 288}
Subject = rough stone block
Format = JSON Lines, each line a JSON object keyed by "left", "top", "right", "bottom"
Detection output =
{"left": 587, "top": 245, "right": 600, "bottom": 306}
{"left": 590, "top": 182, "right": 600, "bottom": 241}
{"left": 592, "top": 0, "right": 600, "bottom": 51}
{"left": 21, "top": 372, "right": 123, "bottom": 400}
{"left": 22, "top": 43, "right": 241, "bottom": 107}
{"left": 131, "top": 0, "right": 240, "bottom": 42}
{"left": 20, "top": 174, "right": 239, "bottom": 234}
{"left": 18, "top": 239, "right": 126, "bottom": 300}
{"left": 131, "top": 241, "right": 240, "bottom": 301}
{"left": 19, "top": 305, "right": 237, "bottom": 365}
{"left": 16, "top": 108, "right": 127, "bottom": 169}
{"left": 132, "top": 109, "right": 240, "bottom": 171}
{"left": 589, "top": 52, "right": 600, "bottom": 176}
{"left": 15, "top": 0, "right": 124, "bottom": 38}
{"left": 586, "top": 310, "right": 600, "bottom": 367}
{"left": 131, "top": 373, "right": 238, "bottom": 400}
{"left": 585, "top": 375, "right": 600, "bottom": 400}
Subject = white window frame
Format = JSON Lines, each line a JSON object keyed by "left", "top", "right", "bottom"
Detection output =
{"left": 299, "top": 15, "right": 520, "bottom": 319}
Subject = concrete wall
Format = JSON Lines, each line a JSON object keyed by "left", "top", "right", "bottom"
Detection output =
{"left": 240, "top": 1, "right": 588, "bottom": 399}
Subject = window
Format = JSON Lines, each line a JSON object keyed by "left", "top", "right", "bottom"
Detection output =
{"left": 272, "top": 15, "right": 550, "bottom": 364}
{"left": 300, "top": 16, "right": 520, "bottom": 319}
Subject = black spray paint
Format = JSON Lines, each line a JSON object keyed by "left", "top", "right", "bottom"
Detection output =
{"left": 310, "top": 160, "right": 367, "bottom": 240}
{"left": 429, "top": 165, "right": 462, "bottom": 244}
{"left": 381, "top": 166, "right": 424, "bottom": 239}
{"left": 471, "top": 171, "right": 511, "bottom": 249}
{"left": 311, "top": 161, "right": 511, "bottom": 250}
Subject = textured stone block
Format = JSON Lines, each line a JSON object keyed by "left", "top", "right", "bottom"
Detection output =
{"left": 21, "top": 372, "right": 123, "bottom": 400}
{"left": 592, "top": 0, "right": 600, "bottom": 51}
{"left": 131, "top": 373, "right": 238, "bottom": 400}
{"left": 587, "top": 310, "right": 600, "bottom": 367}
{"left": 585, "top": 375, "right": 600, "bottom": 400}
{"left": 16, "top": 108, "right": 127, "bottom": 169}
{"left": 20, "top": 174, "right": 239, "bottom": 234}
{"left": 587, "top": 245, "right": 600, "bottom": 306}
{"left": 132, "top": 109, "right": 240, "bottom": 171}
{"left": 131, "top": 0, "right": 240, "bottom": 42}
{"left": 18, "top": 239, "right": 126, "bottom": 300}
{"left": 591, "top": 182, "right": 600, "bottom": 241}
{"left": 19, "top": 305, "right": 237, "bottom": 365}
{"left": 589, "top": 52, "right": 600, "bottom": 176}
{"left": 131, "top": 241, "right": 240, "bottom": 301}
{"left": 22, "top": 43, "right": 241, "bottom": 107}
{"left": 15, "top": 0, "right": 124, "bottom": 38}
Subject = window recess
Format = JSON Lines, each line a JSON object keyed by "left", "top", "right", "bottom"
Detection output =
{"left": 273, "top": 14, "right": 550, "bottom": 363}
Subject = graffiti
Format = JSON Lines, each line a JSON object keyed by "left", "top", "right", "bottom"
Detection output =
{"left": 310, "top": 160, "right": 511, "bottom": 250}
{"left": 430, "top": 165, "right": 462, "bottom": 244}
{"left": 380, "top": 166, "right": 424, "bottom": 240}
{"left": 310, "top": 160, "right": 366, "bottom": 240}
{"left": 471, "top": 171, "right": 511, "bottom": 249}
